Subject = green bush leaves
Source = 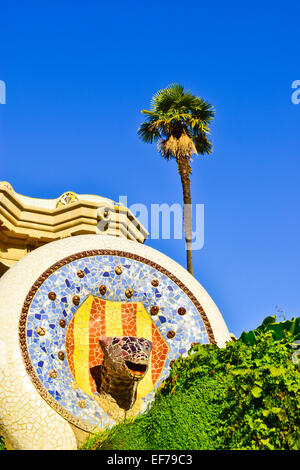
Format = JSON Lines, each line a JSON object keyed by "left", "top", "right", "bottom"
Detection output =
{"left": 82, "top": 321, "right": 300, "bottom": 450}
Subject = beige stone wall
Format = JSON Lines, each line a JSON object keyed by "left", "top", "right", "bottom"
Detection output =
{"left": 0, "top": 183, "right": 148, "bottom": 274}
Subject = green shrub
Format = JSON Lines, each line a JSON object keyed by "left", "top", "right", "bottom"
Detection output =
{"left": 160, "top": 331, "right": 300, "bottom": 449}
{"left": 0, "top": 437, "right": 5, "bottom": 450}
{"left": 82, "top": 325, "right": 300, "bottom": 450}
{"left": 239, "top": 315, "right": 300, "bottom": 346}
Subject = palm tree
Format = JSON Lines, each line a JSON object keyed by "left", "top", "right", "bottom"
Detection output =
{"left": 138, "top": 84, "right": 215, "bottom": 275}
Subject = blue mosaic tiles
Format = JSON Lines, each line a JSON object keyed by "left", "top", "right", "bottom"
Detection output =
{"left": 24, "top": 254, "right": 209, "bottom": 431}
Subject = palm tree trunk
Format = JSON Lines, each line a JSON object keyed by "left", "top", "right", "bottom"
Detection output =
{"left": 177, "top": 157, "right": 193, "bottom": 275}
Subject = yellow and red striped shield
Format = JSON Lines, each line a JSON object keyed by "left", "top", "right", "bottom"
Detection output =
{"left": 65, "top": 295, "right": 169, "bottom": 398}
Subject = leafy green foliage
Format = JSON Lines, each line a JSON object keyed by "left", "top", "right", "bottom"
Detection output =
{"left": 160, "top": 332, "right": 300, "bottom": 450}
{"left": 82, "top": 324, "right": 300, "bottom": 450}
{"left": 0, "top": 436, "right": 5, "bottom": 450}
{"left": 239, "top": 315, "right": 300, "bottom": 346}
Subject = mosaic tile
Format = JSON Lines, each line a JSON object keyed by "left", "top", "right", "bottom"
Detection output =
{"left": 22, "top": 253, "right": 209, "bottom": 432}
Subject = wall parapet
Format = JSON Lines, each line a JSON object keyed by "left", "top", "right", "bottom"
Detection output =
{"left": 0, "top": 183, "right": 148, "bottom": 274}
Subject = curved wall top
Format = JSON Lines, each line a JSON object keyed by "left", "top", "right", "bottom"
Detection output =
{"left": 0, "top": 182, "right": 149, "bottom": 276}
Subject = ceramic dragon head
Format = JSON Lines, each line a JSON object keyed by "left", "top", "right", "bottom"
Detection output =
{"left": 99, "top": 335, "right": 153, "bottom": 381}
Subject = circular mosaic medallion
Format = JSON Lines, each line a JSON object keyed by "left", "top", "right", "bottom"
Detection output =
{"left": 19, "top": 250, "right": 214, "bottom": 432}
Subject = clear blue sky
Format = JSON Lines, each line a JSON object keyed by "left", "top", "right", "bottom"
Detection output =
{"left": 0, "top": 0, "right": 299, "bottom": 337}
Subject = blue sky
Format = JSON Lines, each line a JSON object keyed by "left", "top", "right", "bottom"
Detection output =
{"left": 0, "top": 0, "right": 299, "bottom": 337}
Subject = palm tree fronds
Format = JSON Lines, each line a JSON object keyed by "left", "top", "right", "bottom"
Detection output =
{"left": 193, "top": 132, "right": 213, "bottom": 155}
{"left": 151, "top": 83, "right": 185, "bottom": 111}
{"left": 137, "top": 121, "right": 161, "bottom": 143}
{"left": 138, "top": 83, "right": 215, "bottom": 156}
